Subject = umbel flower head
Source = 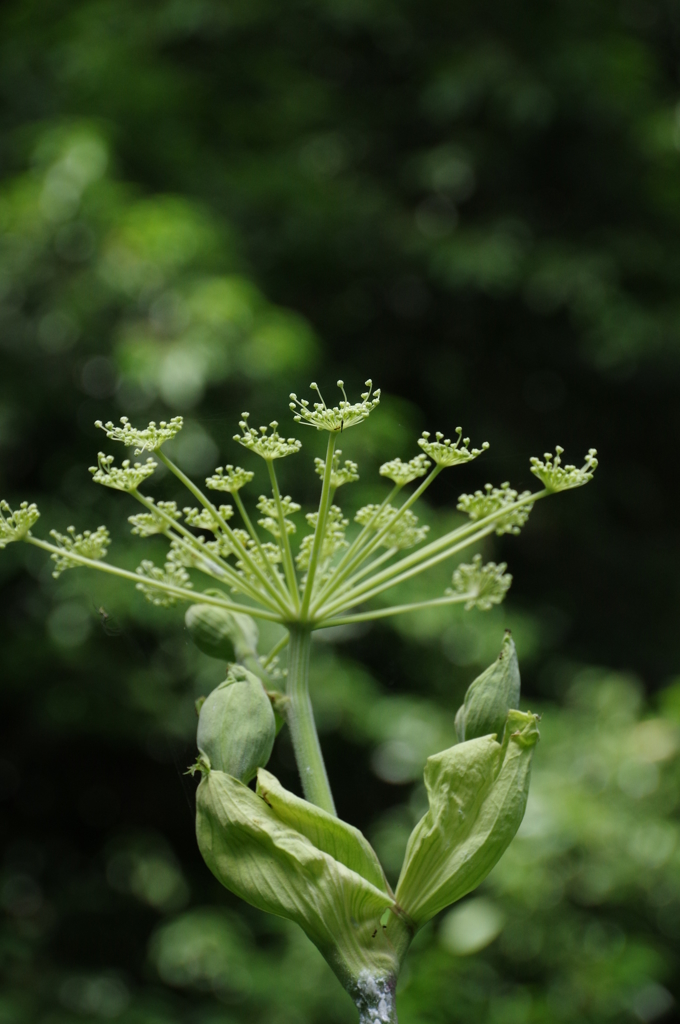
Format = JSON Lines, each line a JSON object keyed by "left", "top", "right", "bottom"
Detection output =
{"left": 205, "top": 465, "right": 254, "bottom": 493}
{"left": 90, "top": 453, "right": 157, "bottom": 492}
{"left": 290, "top": 379, "right": 380, "bottom": 432}
{"left": 0, "top": 500, "right": 40, "bottom": 548}
{"left": 379, "top": 454, "right": 431, "bottom": 486}
{"left": 314, "top": 450, "right": 359, "bottom": 489}
{"left": 95, "top": 415, "right": 184, "bottom": 454}
{"left": 457, "top": 482, "right": 534, "bottom": 536}
{"left": 234, "top": 415, "right": 302, "bottom": 460}
{"left": 49, "top": 525, "right": 110, "bottom": 577}
{"left": 530, "top": 446, "right": 598, "bottom": 492}
{"left": 447, "top": 554, "right": 512, "bottom": 611}
{"left": 418, "top": 427, "right": 489, "bottom": 467}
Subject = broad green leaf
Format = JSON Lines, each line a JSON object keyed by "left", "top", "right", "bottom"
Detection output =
{"left": 196, "top": 768, "right": 398, "bottom": 990}
{"left": 256, "top": 768, "right": 390, "bottom": 894}
{"left": 396, "top": 710, "right": 539, "bottom": 928}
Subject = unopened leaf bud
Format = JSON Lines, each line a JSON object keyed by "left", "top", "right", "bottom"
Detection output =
{"left": 185, "top": 603, "right": 259, "bottom": 663}
{"left": 455, "top": 631, "right": 520, "bottom": 742}
{"left": 197, "top": 665, "right": 276, "bottom": 782}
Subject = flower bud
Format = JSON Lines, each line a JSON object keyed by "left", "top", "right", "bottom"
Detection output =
{"left": 197, "top": 665, "right": 275, "bottom": 783}
{"left": 185, "top": 603, "right": 258, "bottom": 662}
{"left": 455, "top": 631, "right": 520, "bottom": 742}
{"left": 395, "top": 710, "right": 539, "bottom": 929}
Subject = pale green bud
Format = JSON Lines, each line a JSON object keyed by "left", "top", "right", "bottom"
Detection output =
{"left": 197, "top": 666, "right": 275, "bottom": 782}
{"left": 185, "top": 603, "right": 259, "bottom": 662}
{"left": 395, "top": 710, "right": 539, "bottom": 929}
{"left": 195, "top": 766, "right": 398, "bottom": 994}
{"left": 455, "top": 631, "right": 520, "bottom": 742}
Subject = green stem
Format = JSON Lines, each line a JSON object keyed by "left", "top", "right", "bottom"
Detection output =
{"left": 323, "top": 465, "right": 442, "bottom": 601}
{"left": 158, "top": 451, "right": 292, "bottom": 615}
{"left": 315, "top": 592, "right": 471, "bottom": 628}
{"left": 26, "top": 536, "right": 282, "bottom": 621}
{"left": 319, "top": 525, "right": 498, "bottom": 617}
{"left": 131, "top": 490, "right": 270, "bottom": 606}
{"left": 263, "top": 631, "right": 290, "bottom": 667}
{"left": 266, "top": 460, "right": 300, "bottom": 610}
{"left": 233, "top": 490, "right": 291, "bottom": 604}
{"left": 286, "top": 626, "right": 335, "bottom": 814}
{"left": 300, "top": 432, "right": 337, "bottom": 619}
{"left": 330, "top": 546, "right": 398, "bottom": 598}
{"left": 317, "top": 490, "right": 545, "bottom": 618}
{"left": 312, "top": 484, "right": 401, "bottom": 609}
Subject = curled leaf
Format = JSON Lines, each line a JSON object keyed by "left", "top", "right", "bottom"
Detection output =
{"left": 196, "top": 768, "right": 398, "bottom": 991}
{"left": 395, "top": 710, "right": 539, "bottom": 928}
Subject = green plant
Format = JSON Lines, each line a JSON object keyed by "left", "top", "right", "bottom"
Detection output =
{"left": 0, "top": 380, "right": 597, "bottom": 1022}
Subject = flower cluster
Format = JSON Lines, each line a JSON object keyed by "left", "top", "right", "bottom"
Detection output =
{"left": 355, "top": 504, "right": 429, "bottom": 551}
{"left": 1, "top": 378, "right": 596, "bottom": 654}
{"left": 237, "top": 541, "right": 284, "bottom": 581}
{"left": 235, "top": 416, "right": 301, "bottom": 460}
{"left": 0, "top": 500, "right": 40, "bottom": 548}
{"left": 135, "top": 559, "right": 192, "bottom": 606}
{"left": 314, "top": 450, "right": 359, "bottom": 489}
{"left": 184, "top": 505, "right": 234, "bottom": 531}
{"left": 379, "top": 454, "right": 431, "bottom": 486}
{"left": 90, "top": 453, "right": 156, "bottom": 491}
{"left": 49, "top": 525, "right": 110, "bottom": 577}
{"left": 457, "top": 482, "right": 534, "bottom": 536}
{"left": 256, "top": 495, "right": 301, "bottom": 537}
{"left": 95, "top": 416, "right": 184, "bottom": 454}
{"left": 447, "top": 554, "right": 512, "bottom": 611}
{"left": 530, "top": 447, "right": 598, "bottom": 492}
{"left": 418, "top": 427, "right": 489, "bottom": 467}
{"left": 129, "top": 500, "right": 182, "bottom": 537}
{"left": 297, "top": 506, "right": 348, "bottom": 571}
{"left": 205, "top": 465, "right": 254, "bottom": 493}
{"left": 289, "top": 380, "right": 380, "bottom": 432}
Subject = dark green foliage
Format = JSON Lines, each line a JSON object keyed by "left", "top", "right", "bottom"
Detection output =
{"left": 1, "top": 1, "right": 680, "bottom": 1022}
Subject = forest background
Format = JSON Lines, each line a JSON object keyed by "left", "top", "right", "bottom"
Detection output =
{"left": 2, "top": 1, "right": 680, "bottom": 1023}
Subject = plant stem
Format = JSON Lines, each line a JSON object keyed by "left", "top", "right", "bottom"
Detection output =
{"left": 233, "top": 490, "right": 290, "bottom": 604}
{"left": 318, "top": 488, "right": 546, "bottom": 618}
{"left": 300, "top": 431, "right": 337, "bottom": 618}
{"left": 130, "top": 489, "right": 269, "bottom": 606}
{"left": 158, "top": 451, "right": 291, "bottom": 615}
{"left": 315, "top": 591, "right": 471, "bottom": 628}
{"left": 352, "top": 974, "right": 399, "bottom": 1023}
{"left": 25, "top": 536, "right": 281, "bottom": 621}
{"left": 262, "top": 631, "right": 290, "bottom": 667}
{"left": 312, "top": 484, "right": 401, "bottom": 609}
{"left": 285, "top": 626, "right": 335, "bottom": 814}
{"left": 266, "top": 459, "right": 300, "bottom": 610}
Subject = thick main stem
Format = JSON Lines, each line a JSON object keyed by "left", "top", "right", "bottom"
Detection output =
{"left": 353, "top": 976, "right": 398, "bottom": 1023}
{"left": 285, "top": 626, "right": 336, "bottom": 814}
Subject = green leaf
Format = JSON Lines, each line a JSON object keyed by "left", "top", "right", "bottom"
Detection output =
{"left": 256, "top": 768, "right": 390, "bottom": 894}
{"left": 196, "top": 769, "right": 398, "bottom": 990}
{"left": 395, "top": 710, "right": 539, "bottom": 928}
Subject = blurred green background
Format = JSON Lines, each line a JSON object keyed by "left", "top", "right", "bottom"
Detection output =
{"left": 2, "top": 1, "right": 680, "bottom": 1022}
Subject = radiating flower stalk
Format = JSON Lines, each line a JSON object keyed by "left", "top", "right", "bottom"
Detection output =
{"left": 0, "top": 380, "right": 597, "bottom": 1023}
